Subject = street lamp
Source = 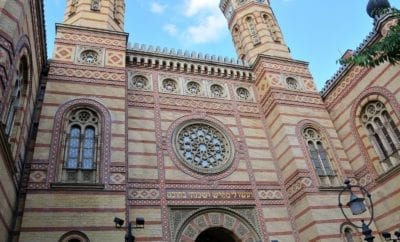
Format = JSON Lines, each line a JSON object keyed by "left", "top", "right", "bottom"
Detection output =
{"left": 114, "top": 217, "right": 145, "bottom": 242}
{"left": 338, "top": 179, "right": 375, "bottom": 242}
{"left": 381, "top": 230, "right": 400, "bottom": 241}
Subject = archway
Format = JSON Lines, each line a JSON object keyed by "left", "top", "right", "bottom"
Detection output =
{"left": 174, "top": 208, "right": 261, "bottom": 242}
{"left": 196, "top": 227, "right": 239, "bottom": 242}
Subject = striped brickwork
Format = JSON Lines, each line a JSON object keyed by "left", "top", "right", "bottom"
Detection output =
{"left": 0, "top": 0, "right": 46, "bottom": 241}
{"left": 324, "top": 56, "right": 400, "bottom": 237}
{"left": 0, "top": 0, "right": 399, "bottom": 242}
{"left": 220, "top": 0, "right": 291, "bottom": 64}
{"left": 253, "top": 55, "right": 359, "bottom": 241}
{"left": 64, "top": 0, "right": 124, "bottom": 32}
{"left": 125, "top": 62, "right": 297, "bottom": 241}
{"left": 19, "top": 19, "right": 128, "bottom": 241}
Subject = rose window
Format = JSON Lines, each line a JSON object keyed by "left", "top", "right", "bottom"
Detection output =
{"left": 131, "top": 75, "right": 148, "bottom": 89}
{"left": 163, "top": 79, "right": 177, "bottom": 92}
{"left": 174, "top": 122, "right": 234, "bottom": 174}
{"left": 187, "top": 81, "right": 201, "bottom": 95}
{"left": 80, "top": 50, "right": 99, "bottom": 64}
{"left": 361, "top": 101, "right": 384, "bottom": 123}
{"left": 286, "top": 77, "right": 298, "bottom": 90}
{"left": 236, "top": 87, "right": 250, "bottom": 100}
{"left": 210, "top": 84, "right": 224, "bottom": 97}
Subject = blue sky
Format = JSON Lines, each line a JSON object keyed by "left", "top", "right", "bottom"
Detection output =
{"left": 44, "top": 0, "right": 400, "bottom": 90}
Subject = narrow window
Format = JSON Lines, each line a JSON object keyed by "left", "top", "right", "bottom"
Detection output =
{"left": 62, "top": 109, "right": 99, "bottom": 183}
{"left": 361, "top": 101, "right": 400, "bottom": 171}
{"left": 344, "top": 227, "right": 354, "bottom": 242}
{"left": 5, "top": 58, "right": 28, "bottom": 141}
{"left": 303, "top": 127, "right": 339, "bottom": 186}
{"left": 246, "top": 17, "right": 261, "bottom": 45}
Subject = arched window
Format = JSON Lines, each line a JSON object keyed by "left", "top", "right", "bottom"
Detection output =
{"left": 59, "top": 231, "right": 90, "bottom": 242}
{"left": 262, "top": 13, "right": 281, "bottom": 43}
{"left": 61, "top": 109, "right": 99, "bottom": 183}
{"left": 361, "top": 101, "right": 400, "bottom": 171}
{"left": 344, "top": 227, "right": 354, "bottom": 242}
{"left": 5, "top": 57, "right": 28, "bottom": 141}
{"left": 303, "top": 127, "right": 339, "bottom": 186}
{"left": 246, "top": 16, "right": 260, "bottom": 45}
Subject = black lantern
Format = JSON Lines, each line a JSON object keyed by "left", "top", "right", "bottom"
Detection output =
{"left": 338, "top": 180, "right": 375, "bottom": 242}
{"left": 381, "top": 229, "right": 400, "bottom": 241}
{"left": 114, "top": 217, "right": 145, "bottom": 242}
{"left": 347, "top": 190, "right": 366, "bottom": 215}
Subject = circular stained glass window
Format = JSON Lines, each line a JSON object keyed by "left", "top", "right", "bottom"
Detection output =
{"left": 236, "top": 87, "right": 250, "bottom": 100}
{"left": 187, "top": 81, "right": 201, "bottom": 95}
{"left": 131, "top": 75, "right": 148, "bottom": 89}
{"left": 163, "top": 78, "right": 177, "bottom": 92}
{"left": 80, "top": 50, "right": 99, "bottom": 64}
{"left": 173, "top": 120, "right": 234, "bottom": 174}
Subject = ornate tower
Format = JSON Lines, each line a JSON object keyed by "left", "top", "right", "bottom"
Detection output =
{"left": 220, "top": 0, "right": 291, "bottom": 64}
{"left": 64, "top": 0, "right": 125, "bottom": 31}
{"left": 19, "top": 1, "right": 129, "bottom": 240}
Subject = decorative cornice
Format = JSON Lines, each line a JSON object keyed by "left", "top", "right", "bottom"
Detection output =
{"left": 128, "top": 43, "right": 250, "bottom": 67}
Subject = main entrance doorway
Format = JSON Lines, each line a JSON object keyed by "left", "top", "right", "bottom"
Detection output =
{"left": 174, "top": 208, "right": 261, "bottom": 242}
{"left": 195, "top": 227, "right": 239, "bottom": 242}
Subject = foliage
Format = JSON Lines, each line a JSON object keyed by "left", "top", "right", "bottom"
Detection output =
{"left": 339, "top": 8, "right": 400, "bottom": 67}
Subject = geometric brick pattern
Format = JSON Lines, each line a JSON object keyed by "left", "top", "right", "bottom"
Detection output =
{"left": 106, "top": 51, "right": 124, "bottom": 67}
{"left": 128, "top": 189, "right": 160, "bottom": 200}
{"left": 54, "top": 45, "right": 74, "bottom": 62}
{"left": 257, "top": 190, "right": 283, "bottom": 200}
{"left": 287, "top": 177, "right": 313, "bottom": 198}
{"left": 109, "top": 173, "right": 126, "bottom": 184}
{"left": 48, "top": 66, "right": 125, "bottom": 82}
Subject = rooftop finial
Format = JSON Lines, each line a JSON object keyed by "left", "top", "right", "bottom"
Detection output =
{"left": 367, "top": 0, "right": 391, "bottom": 18}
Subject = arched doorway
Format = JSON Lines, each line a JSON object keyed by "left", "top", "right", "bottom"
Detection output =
{"left": 196, "top": 227, "right": 240, "bottom": 242}
{"left": 174, "top": 208, "right": 261, "bottom": 242}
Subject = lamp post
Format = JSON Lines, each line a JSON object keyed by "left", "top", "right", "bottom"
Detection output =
{"left": 338, "top": 179, "right": 375, "bottom": 242}
{"left": 114, "top": 217, "right": 145, "bottom": 242}
{"left": 382, "top": 230, "right": 400, "bottom": 241}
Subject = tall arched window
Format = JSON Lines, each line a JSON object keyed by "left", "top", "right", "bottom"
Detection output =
{"left": 62, "top": 109, "right": 99, "bottom": 183}
{"left": 246, "top": 16, "right": 260, "bottom": 45}
{"left": 361, "top": 101, "right": 400, "bottom": 171}
{"left": 262, "top": 13, "right": 281, "bottom": 43}
{"left": 344, "top": 227, "right": 354, "bottom": 242}
{"left": 303, "top": 127, "right": 339, "bottom": 186}
{"left": 5, "top": 58, "right": 28, "bottom": 141}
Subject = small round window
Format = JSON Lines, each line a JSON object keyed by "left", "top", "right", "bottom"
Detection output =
{"left": 210, "top": 84, "right": 225, "bottom": 97}
{"left": 80, "top": 50, "right": 99, "bottom": 64}
{"left": 236, "top": 87, "right": 250, "bottom": 100}
{"left": 286, "top": 77, "right": 299, "bottom": 90}
{"left": 187, "top": 81, "right": 201, "bottom": 95}
{"left": 162, "top": 79, "right": 177, "bottom": 93}
{"left": 130, "top": 75, "right": 148, "bottom": 89}
{"left": 173, "top": 120, "right": 234, "bottom": 174}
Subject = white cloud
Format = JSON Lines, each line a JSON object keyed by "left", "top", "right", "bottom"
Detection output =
{"left": 150, "top": 2, "right": 166, "bottom": 14}
{"left": 177, "top": 0, "right": 228, "bottom": 44}
{"left": 163, "top": 24, "right": 179, "bottom": 36}
{"left": 183, "top": 0, "right": 219, "bottom": 17}
{"left": 186, "top": 14, "right": 226, "bottom": 44}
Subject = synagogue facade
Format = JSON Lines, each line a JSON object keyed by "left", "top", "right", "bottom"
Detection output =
{"left": 0, "top": 0, "right": 399, "bottom": 241}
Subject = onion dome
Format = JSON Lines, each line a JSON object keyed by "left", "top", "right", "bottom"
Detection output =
{"left": 367, "top": 0, "right": 391, "bottom": 18}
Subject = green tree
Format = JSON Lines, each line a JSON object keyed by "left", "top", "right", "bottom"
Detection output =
{"left": 340, "top": 8, "right": 400, "bottom": 67}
